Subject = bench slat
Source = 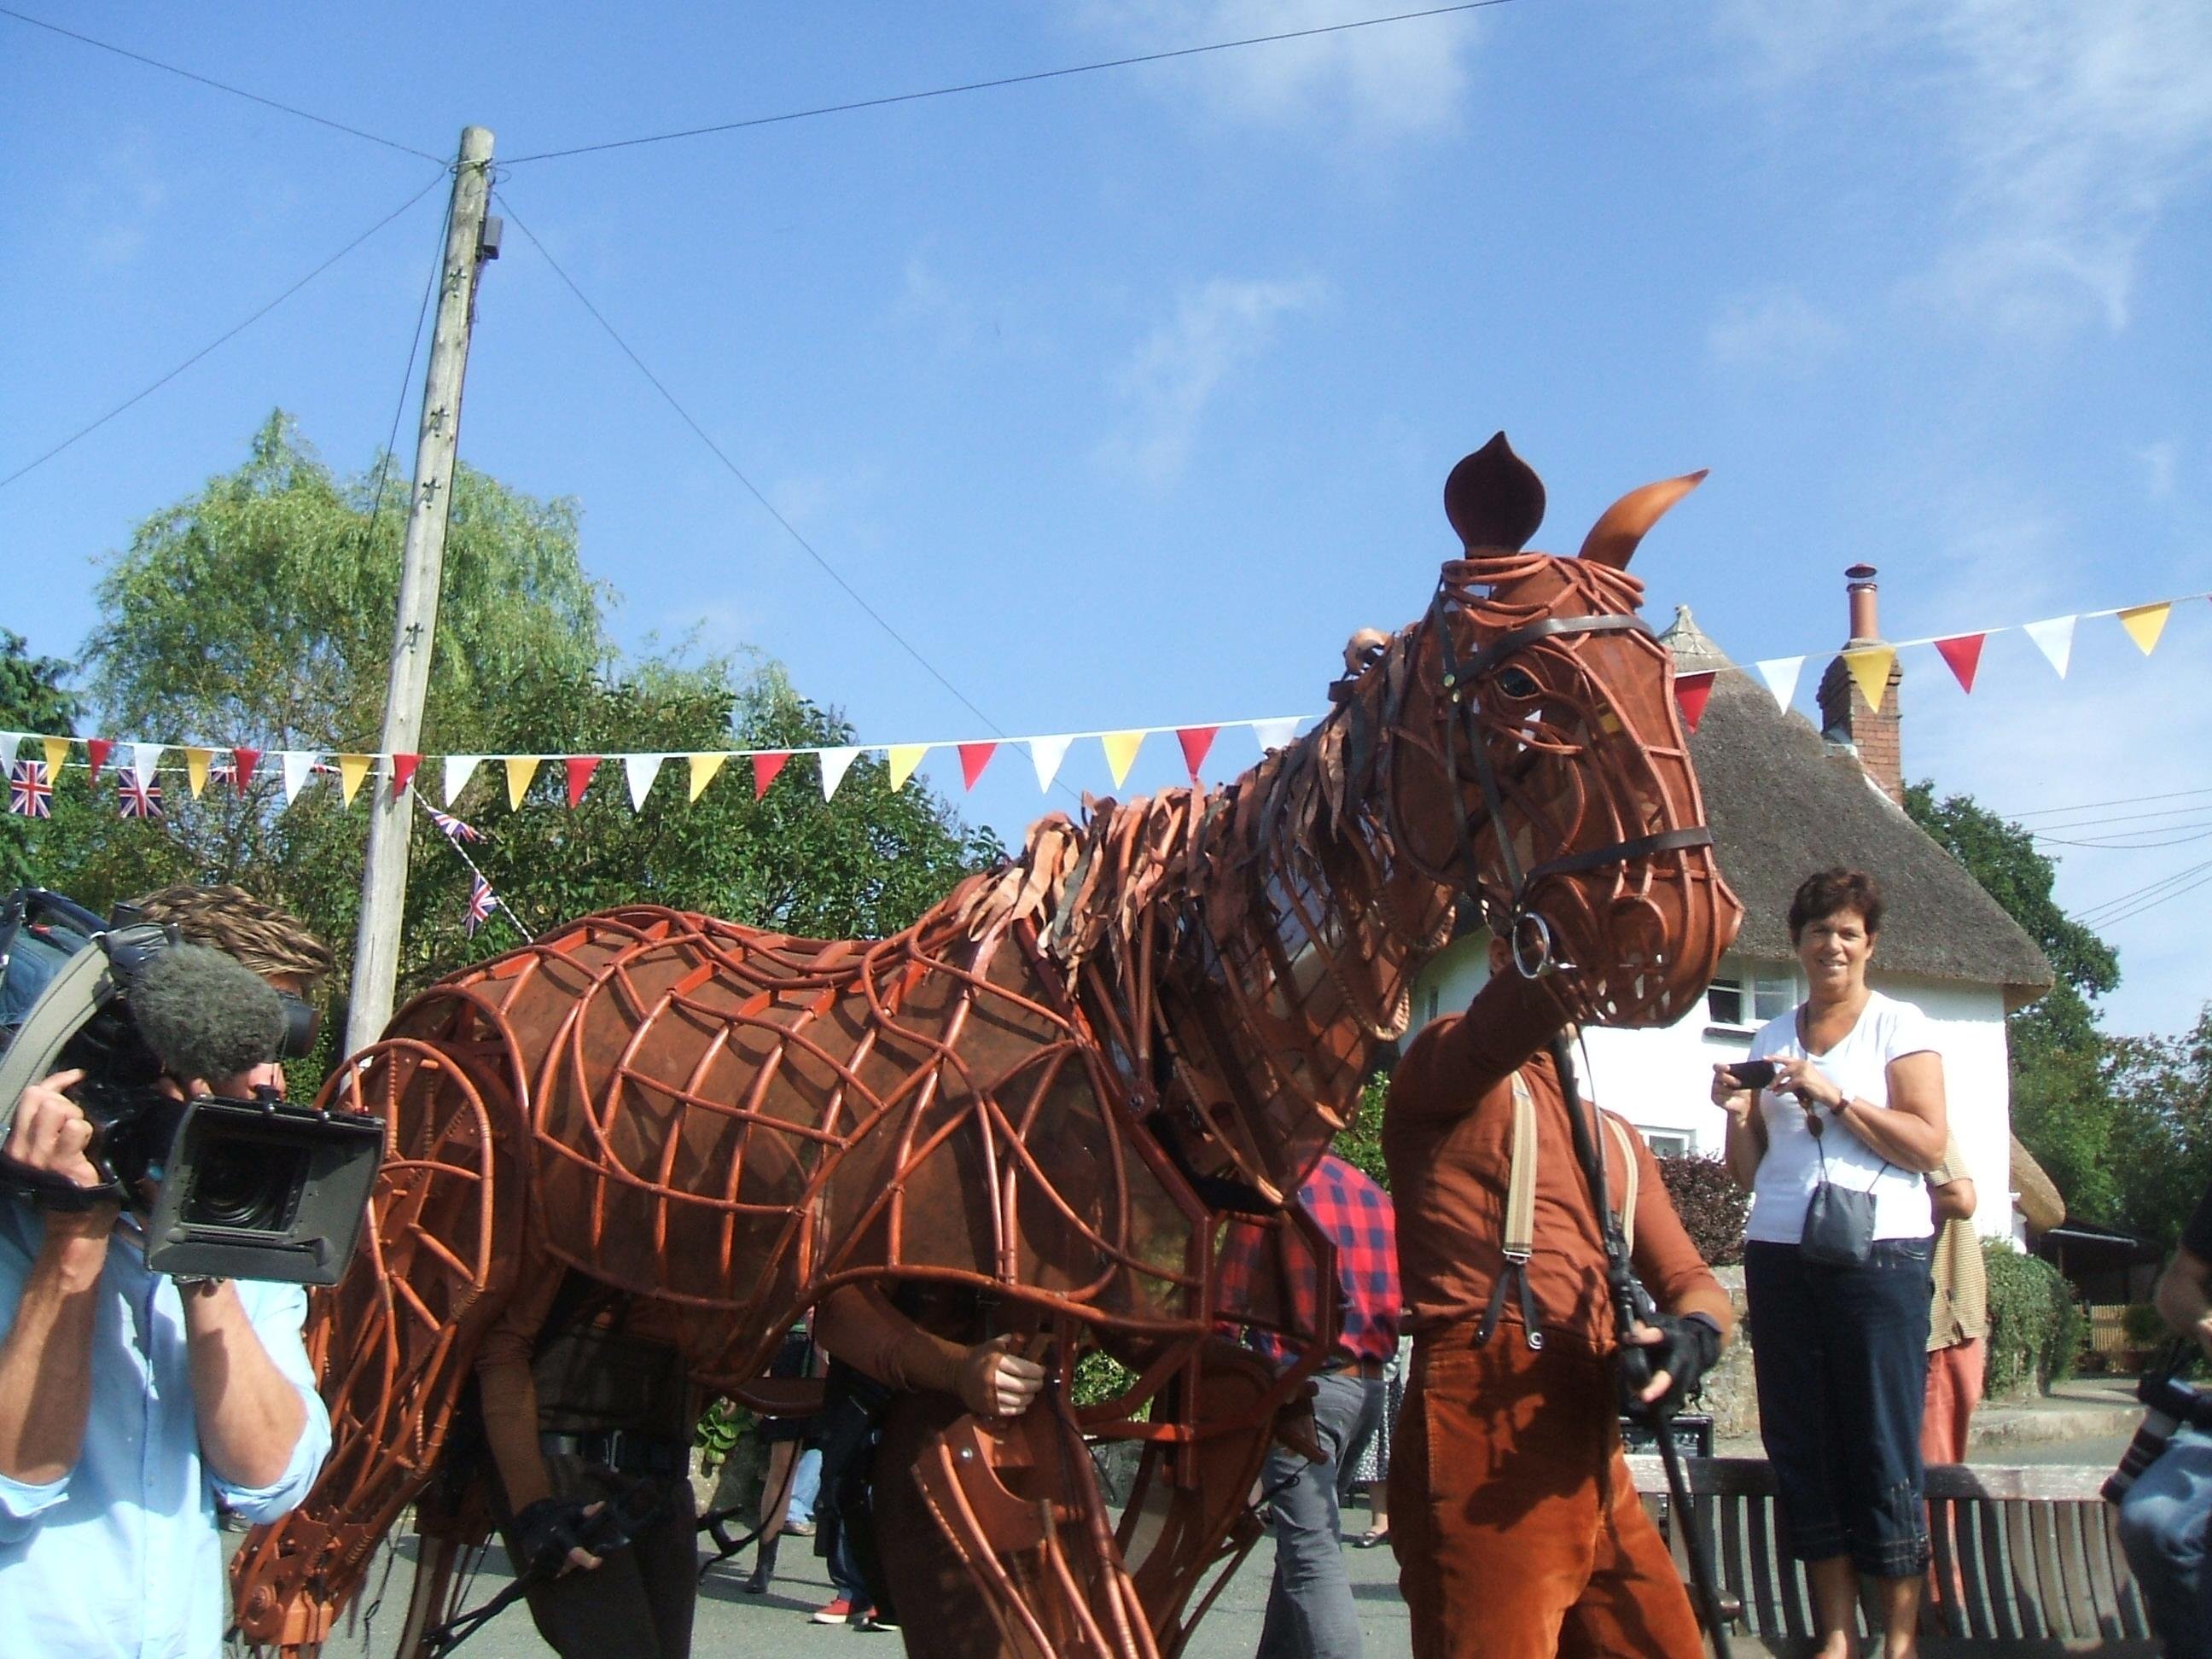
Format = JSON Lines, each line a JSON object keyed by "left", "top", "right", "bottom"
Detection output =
{"left": 1618, "top": 1455, "right": 2151, "bottom": 1650}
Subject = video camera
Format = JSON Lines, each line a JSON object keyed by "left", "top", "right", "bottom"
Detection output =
{"left": 2103, "top": 1349, "right": 2212, "bottom": 1505}
{"left": 0, "top": 909, "right": 381, "bottom": 1284}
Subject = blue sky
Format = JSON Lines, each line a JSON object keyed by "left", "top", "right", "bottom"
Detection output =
{"left": 3, "top": 3, "right": 2209, "bottom": 1036}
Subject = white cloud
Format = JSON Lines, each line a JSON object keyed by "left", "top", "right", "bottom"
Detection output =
{"left": 1094, "top": 276, "right": 1326, "bottom": 485}
{"left": 1708, "top": 288, "right": 1844, "bottom": 373}
{"left": 1074, "top": 0, "right": 1478, "bottom": 142}
{"left": 1718, "top": 0, "right": 2212, "bottom": 334}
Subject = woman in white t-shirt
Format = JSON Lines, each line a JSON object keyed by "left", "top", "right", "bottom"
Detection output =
{"left": 1709, "top": 868, "right": 1948, "bottom": 1659}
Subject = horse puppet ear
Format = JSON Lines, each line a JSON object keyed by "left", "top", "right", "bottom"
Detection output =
{"left": 1576, "top": 469, "right": 1708, "bottom": 568}
{"left": 1443, "top": 433, "right": 1546, "bottom": 552}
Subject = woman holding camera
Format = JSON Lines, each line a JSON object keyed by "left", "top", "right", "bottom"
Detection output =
{"left": 1713, "top": 868, "right": 1947, "bottom": 1659}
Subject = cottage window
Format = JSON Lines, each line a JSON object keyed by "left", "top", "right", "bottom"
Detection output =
{"left": 1642, "top": 1129, "right": 1691, "bottom": 1158}
{"left": 1706, "top": 969, "right": 1796, "bottom": 1031}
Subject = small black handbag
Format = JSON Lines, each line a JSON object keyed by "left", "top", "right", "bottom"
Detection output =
{"left": 1799, "top": 1138, "right": 1890, "bottom": 1267}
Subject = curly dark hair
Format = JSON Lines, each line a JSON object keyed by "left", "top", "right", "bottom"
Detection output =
{"left": 1787, "top": 867, "right": 1883, "bottom": 942}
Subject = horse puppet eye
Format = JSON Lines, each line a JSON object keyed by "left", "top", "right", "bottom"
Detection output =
{"left": 1496, "top": 667, "right": 1540, "bottom": 701}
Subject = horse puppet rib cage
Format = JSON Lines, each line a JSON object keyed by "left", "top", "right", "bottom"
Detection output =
{"left": 231, "top": 434, "right": 1741, "bottom": 1656}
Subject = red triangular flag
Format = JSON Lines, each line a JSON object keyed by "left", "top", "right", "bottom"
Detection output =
{"left": 1175, "top": 726, "right": 1219, "bottom": 782}
{"left": 1673, "top": 671, "right": 1716, "bottom": 734}
{"left": 751, "top": 752, "right": 790, "bottom": 799}
{"left": 1933, "top": 633, "right": 1985, "bottom": 694}
{"left": 563, "top": 756, "right": 601, "bottom": 807}
{"left": 232, "top": 747, "right": 261, "bottom": 795}
{"left": 391, "top": 753, "right": 421, "bottom": 797}
{"left": 957, "top": 742, "right": 997, "bottom": 789}
{"left": 84, "top": 738, "right": 113, "bottom": 787}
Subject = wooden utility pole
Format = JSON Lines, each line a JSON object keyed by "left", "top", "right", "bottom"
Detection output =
{"left": 346, "top": 125, "right": 495, "bottom": 1056}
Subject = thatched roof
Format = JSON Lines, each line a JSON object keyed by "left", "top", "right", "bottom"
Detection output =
{"left": 1663, "top": 607, "right": 2054, "bottom": 1010}
{"left": 2011, "top": 1133, "right": 2067, "bottom": 1233}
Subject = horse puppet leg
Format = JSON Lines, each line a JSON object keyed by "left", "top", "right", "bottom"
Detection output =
{"left": 1109, "top": 1339, "right": 1315, "bottom": 1659}
{"left": 887, "top": 1389, "right": 1159, "bottom": 1659}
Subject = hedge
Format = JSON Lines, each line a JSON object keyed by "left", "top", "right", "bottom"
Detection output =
{"left": 1656, "top": 1155, "right": 1749, "bottom": 1266}
{"left": 1983, "top": 1238, "right": 2081, "bottom": 1399}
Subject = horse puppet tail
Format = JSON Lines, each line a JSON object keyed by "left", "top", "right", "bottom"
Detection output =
{"left": 230, "top": 1001, "right": 527, "bottom": 1654}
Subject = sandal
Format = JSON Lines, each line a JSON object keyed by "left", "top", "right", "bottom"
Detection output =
{"left": 1353, "top": 1528, "right": 1391, "bottom": 1549}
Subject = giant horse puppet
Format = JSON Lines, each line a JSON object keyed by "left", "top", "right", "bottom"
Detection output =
{"left": 232, "top": 434, "right": 1741, "bottom": 1657}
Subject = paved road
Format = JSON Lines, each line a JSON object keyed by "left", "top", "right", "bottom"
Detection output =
{"left": 305, "top": 1522, "right": 1413, "bottom": 1658}
{"left": 284, "top": 1428, "right": 2150, "bottom": 1656}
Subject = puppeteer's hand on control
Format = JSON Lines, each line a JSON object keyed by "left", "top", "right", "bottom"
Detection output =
{"left": 1625, "top": 1313, "right": 1723, "bottom": 1417}
{"left": 958, "top": 1336, "right": 1048, "bottom": 1419}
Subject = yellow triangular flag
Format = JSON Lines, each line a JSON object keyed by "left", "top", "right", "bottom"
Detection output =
{"left": 2118, "top": 602, "right": 2170, "bottom": 656}
{"left": 336, "top": 754, "right": 373, "bottom": 806}
{"left": 1101, "top": 730, "right": 1145, "bottom": 788}
{"left": 1842, "top": 647, "right": 1895, "bottom": 713}
{"left": 184, "top": 748, "right": 213, "bottom": 798}
{"left": 887, "top": 745, "right": 928, "bottom": 791}
{"left": 504, "top": 756, "right": 540, "bottom": 811}
{"left": 42, "top": 736, "right": 69, "bottom": 777}
{"left": 687, "top": 753, "right": 727, "bottom": 802}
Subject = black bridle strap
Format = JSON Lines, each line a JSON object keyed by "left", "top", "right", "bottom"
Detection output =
{"left": 1441, "top": 610, "right": 1655, "bottom": 689}
{"left": 1524, "top": 825, "right": 1715, "bottom": 883}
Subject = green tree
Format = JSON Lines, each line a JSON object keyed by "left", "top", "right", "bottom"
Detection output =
{"left": 0, "top": 630, "right": 82, "bottom": 889}
{"left": 1905, "top": 780, "right": 2124, "bottom": 1225}
{"left": 16, "top": 413, "right": 999, "bottom": 1082}
{"left": 2103, "top": 1008, "right": 2212, "bottom": 1249}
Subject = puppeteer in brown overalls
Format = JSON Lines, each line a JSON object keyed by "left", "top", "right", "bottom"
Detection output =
{"left": 1384, "top": 964, "right": 1734, "bottom": 1659}
{"left": 476, "top": 1260, "right": 705, "bottom": 1659}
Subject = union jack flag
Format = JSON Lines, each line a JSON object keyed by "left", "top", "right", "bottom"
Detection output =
{"left": 465, "top": 873, "right": 497, "bottom": 936}
{"left": 429, "top": 806, "right": 484, "bottom": 844}
{"left": 117, "top": 768, "right": 163, "bottom": 819}
{"left": 9, "top": 761, "right": 51, "bottom": 818}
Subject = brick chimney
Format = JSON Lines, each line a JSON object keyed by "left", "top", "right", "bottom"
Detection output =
{"left": 1817, "top": 562, "right": 1905, "bottom": 806}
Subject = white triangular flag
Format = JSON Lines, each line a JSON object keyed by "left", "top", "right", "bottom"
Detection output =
{"left": 445, "top": 754, "right": 483, "bottom": 806}
{"left": 0, "top": 733, "right": 20, "bottom": 767}
{"left": 2023, "top": 615, "right": 2077, "bottom": 678}
{"left": 131, "top": 742, "right": 165, "bottom": 785}
{"left": 1028, "top": 735, "right": 1074, "bottom": 792}
{"left": 1251, "top": 717, "right": 1301, "bottom": 753}
{"left": 279, "top": 750, "right": 317, "bottom": 804}
{"left": 1751, "top": 657, "right": 1803, "bottom": 711}
{"left": 818, "top": 747, "right": 861, "bottom": 800}
{"left": 625, "top": 754, "right": 666, "bottom": 812}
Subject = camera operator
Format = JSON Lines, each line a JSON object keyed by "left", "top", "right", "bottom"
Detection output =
{"left": 2116, "top": 1181, "right": 2212, "bottom": 1659}
{"left": 0, "top": 905, "right": 335, "bottom": 1657}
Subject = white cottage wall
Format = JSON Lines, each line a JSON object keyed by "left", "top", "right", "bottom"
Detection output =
{"left": 1406, "top": 943, "right": 2017, "bottom": 1242}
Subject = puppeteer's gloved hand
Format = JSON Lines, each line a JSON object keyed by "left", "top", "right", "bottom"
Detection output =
{"left": 513, "top": 1496, "right": 607, "bottom": 1578}
{"left": 1623, "top": 1311, "right": 1725, "bottom": 1421}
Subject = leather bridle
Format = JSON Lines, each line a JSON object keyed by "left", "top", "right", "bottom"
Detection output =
{"left": 1423, "top": 587, "right": 1716, "bottom": 982}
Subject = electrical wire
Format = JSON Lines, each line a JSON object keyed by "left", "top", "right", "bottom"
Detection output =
{"left": 2000, "top": 785, "right": 2212, "bottom": 820}
{"left": 503, "top": 0, "right": 1515, "bottom": 166}
{"left": 2071, "top": 857, "right": 2212, "bottom": 928}
{"left": 0, "top": 168, "right": 450, "bottom": 492}
{"left": 0, "top": 5, "right": 442, "bottom": 162}
{"left": 492, "top": 190, "right": 1010, "bottom": 740}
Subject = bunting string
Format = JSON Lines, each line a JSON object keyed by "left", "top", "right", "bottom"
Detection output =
{"left": 5, "top": 585, "right": 2205, "bottom": 814}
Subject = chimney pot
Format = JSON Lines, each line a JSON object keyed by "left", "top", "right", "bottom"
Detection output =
{"left": 1846, "top": 563, "right": 1881, "bottom": 644}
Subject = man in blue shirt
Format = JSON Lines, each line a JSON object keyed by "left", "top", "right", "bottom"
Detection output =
{"left": 0, "top": 891, "right": 334, "bottom": 1656}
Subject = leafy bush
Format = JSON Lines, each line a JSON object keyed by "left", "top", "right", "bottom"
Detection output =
{"left": 1983, "top": 1240, "right": 2081, "bottom": 1398}
{"left": 1656, "top": 1155, "right": 1749, "bottom": 1266}
{"left": 2124, "top": 1301, "right": 2168, "bottom": 1348}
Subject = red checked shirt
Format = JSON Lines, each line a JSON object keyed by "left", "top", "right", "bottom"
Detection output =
{"left": 1216, "top": 1153, "right": 1401, "bottom": 1369}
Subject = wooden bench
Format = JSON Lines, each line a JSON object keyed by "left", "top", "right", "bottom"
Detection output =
{"left": 1625, "top": 1456, "right": 2157, "bottom": 1656}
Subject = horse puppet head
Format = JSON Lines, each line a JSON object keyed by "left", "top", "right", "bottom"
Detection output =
{"left": 1377, "top": 432, "right": 1742, "bottom": 1030}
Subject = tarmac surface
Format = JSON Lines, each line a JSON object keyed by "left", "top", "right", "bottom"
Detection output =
{"left": 289, "top": 1375, "right": 2148, "bottom": 1658}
